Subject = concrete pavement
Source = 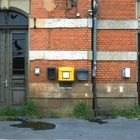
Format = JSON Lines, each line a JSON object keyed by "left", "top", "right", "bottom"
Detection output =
{"left": 0, "top": 118, "right": 140, "bottom": 140}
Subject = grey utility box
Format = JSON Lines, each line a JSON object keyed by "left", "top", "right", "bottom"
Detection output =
{"left": 76, "top": 69, "right": 89, "bottom": 81}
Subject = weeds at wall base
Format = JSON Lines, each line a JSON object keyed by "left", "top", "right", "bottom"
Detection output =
{"left": 72, "top": 102, "right": 108, "bottom": 124}
{"left": 73, "top": 102, "right": 95, "bottom": 120}
{"left": 73, "top": 102, "right": 140, "bottom": 122}
{"left": 1, "top": 101, "right": 140, "bottom": 121}
{"left": 110, "top": 103, "right": 140, "bottom": 120}
{"left": 0, "top": 100, "right": 45, "bottom": 120}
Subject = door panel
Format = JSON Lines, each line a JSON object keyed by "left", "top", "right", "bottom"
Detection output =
{"left": 11, "top": 31, "right": 27, "bottom": 105}
{"left": 0, "top": 30, "right": 9, "bottom": 105}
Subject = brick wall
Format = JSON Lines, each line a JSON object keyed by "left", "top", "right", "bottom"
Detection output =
{"left": 30, "top": 0, "right": 92, "bottom": 83}
{"left": 97, "top": 30, "right": 136, "bottom": 51}
{"left": 30, "top": 1, "right": 137, "bottom": 81}
{"left": 96, "top": 0, "right": 136, "bottom": 84}
{"left": 97, "top": 0, "right": 136, "bottom": 20}
{"left": 30, "top": 29, "right": 91, "bottom": 51}
{"left": 30, "top": 0, "right": 138, "bottom": 112}
{"left": 31, "top": 0, "right": 91, "bottom": 18}
{"left": 96, "top": 61, "right": 136, "bottom": 83}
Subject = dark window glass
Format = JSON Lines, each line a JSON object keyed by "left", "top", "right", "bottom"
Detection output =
{"left": 0, "top": 11, "right": 5, "bottom": 25}
{"left": 13, "top": 57, "right": 25, "bottom": 74}
{"left": 8, "top": 11, "right": 28, "bottom": 25}
{"left": 0, "top": 10, "right": 27, "bottom": 26}
{"left": 12, "top": 33, "right": 26, "bottom": 75}
{"left": 12, "top": 34, "right": 25, "bottom": 57}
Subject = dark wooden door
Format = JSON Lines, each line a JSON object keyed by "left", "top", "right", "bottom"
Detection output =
{"left": 0, "top": 10, "right": 28, "bottom": 106}
{"left": 0, "top": 30, "right": 27, "bottom": 106}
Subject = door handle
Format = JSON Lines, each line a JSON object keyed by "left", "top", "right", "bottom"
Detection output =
{"left": 2, "top": 79, "right": 8, "bottom": 87}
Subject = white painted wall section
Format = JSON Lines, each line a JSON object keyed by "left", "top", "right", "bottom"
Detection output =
{"left": 97, "top": 52, "right": 137, "bottom": 61}
{"left": 44, "top": 18, "right": 91, "bottom": 28}
{"left": 98, "top": 20, "right": 138, "bottom": 29}
{"left": 30, "top": 51, "right": 88, "bottom": 60}
{"left": 31, "top": 18, "right": 138, "bottom": 29}
{"left": 30, "top": 51, "right": 137, "bottom": 61}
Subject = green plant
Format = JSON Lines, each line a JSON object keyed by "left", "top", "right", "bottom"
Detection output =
{"left": 48, "top": 112, "right": 61, "bottom": 118}
{"left": 110, "top": 110, "right": 120, "bottom": 118}
{"left": 0, "top": 100, "right": 46, "bottom": 120}
{"left": 73, "top": 102, "right": 93, "bottom": 120}
{"left": 19, "top": 100, "right": 37, "bottom": 117}
{"left": 0, "top": 106, "right": 17, "bottom": 117}
{"left": 110, "top": 103, "right": 140, "bottom": 119}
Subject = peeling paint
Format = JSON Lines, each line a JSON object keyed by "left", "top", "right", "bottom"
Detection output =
{"left": 44, "top": 0, "right": 56, "bottom": 12}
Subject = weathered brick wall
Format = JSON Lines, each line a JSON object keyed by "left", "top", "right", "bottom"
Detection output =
{"left": 30, "top": 29, "right": 91, "bottom": 51}
{"left": 97, "top": 0, "right": 136, "bottom": 20}
{"left": 96, "top": 61, "right": 136, "bottom": 83}
{"left": 30, "top": 0, "right": 137, "bottom": 84}
{"left": 31, "top": 0, "right": 92, "bottom": 83}
{"left": 97, "top": 30, "right": 136, "bottom": 51}
{"left": 30, "top": 0, "right": 138, "bottom": 112}
{"left": 31, "top": 0, "right": 91, "bottom": 18}
{"left": 96, "top": 0, "right": 136, "bottom": 84}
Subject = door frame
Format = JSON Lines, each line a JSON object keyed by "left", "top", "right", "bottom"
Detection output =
{"left": 0, "top": 10, "right": 29, "bottom": 106}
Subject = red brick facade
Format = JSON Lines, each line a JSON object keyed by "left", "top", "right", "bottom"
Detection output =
{"left": 30, "top": 0, "right": 138, "bottom": 112}
{"left": 97, "top": 30, "right": 136, "bottom": 51}
{"left": 30, "top": 0, "right": 137, "bottom": 85}
{"left": 96, "top": 62, "right": 136, "bottom": 83}
{"left": 31, "top": 0, "right": 91, "bottom": 18}
{"left": 31, "top": 0, "right": 136, "bottom": 19}
{"left": 30, "top": 29, "right": 91, "bottom": 51}
{"left": 97, "top": 0, "right": 136, "bottom": 20}
{"left": 0, "top": 0, "right": 138, "bottom": 113}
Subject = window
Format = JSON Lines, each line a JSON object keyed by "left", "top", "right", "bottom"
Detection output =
{"left": 0, "top": 10, "right": 28, "bottom": 26}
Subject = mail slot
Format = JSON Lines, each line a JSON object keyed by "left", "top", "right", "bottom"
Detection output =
{"left": 58, "top": 67, "right": 74, "bottom": 82}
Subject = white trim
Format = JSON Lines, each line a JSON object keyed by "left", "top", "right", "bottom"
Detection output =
{"left": 97, "top": 52, "right": 137, "bottom": 61}
{"left": 29, "top": 18, "right": 138, "bottom": 29}
{"left": 30, "top": 51, "right": 88, "bottom": 60}
{"left": 44, "top": 18, "right": 91, "bottom": 28}
{"left": 98, "top": 20, "right": 138, "bottom": 30}
{"left": 29, "top": 51, "right": 137, "bottom": 61}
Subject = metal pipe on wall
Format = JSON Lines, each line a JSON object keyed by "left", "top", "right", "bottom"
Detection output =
{"left": 92, "top": 0, "right": 98, "bottom": 116}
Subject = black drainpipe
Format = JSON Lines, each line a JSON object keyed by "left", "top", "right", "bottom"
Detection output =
{"left": 92, "top": 0, "right": 98, "bottom": 116}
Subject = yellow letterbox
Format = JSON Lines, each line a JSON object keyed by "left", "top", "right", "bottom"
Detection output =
{"left": 58, "top": 67, "right": 74, "bottom": 81}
